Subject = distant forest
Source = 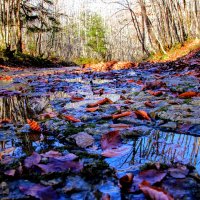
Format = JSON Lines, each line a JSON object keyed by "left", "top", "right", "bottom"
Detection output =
{"left": 0, "top": 0, "right": 199, "bottom": 62}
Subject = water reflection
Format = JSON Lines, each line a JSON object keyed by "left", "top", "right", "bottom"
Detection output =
{"left": 106, "top": 131, "right": 200, "bottom": 173}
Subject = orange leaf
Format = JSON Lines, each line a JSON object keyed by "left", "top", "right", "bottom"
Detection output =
{"left": 86, "top": 106, "right": 99, "bottom": 112}
{"left": 64, "top": 115, "right": 81, "bottom": 123}
{"left": 135, "top": 110, "right": 151, "bottom": 120}
{"left": 71, "top": 96, "right": 84, "bottom": 102}
{"left": 0, "top": 75, "right": 12, "bottom": 81}
{"left": 147, "top": 90, "right": 163, "bottom": 96}
{"left": 88, "top": 98, "right": 113, "bottom": 108}
{"left": 139, "top": 181, "right": 174, "bottom": 200}
{"left": 178, "top": 91, "right": 197, "bottom": 98}
{"left": 112, "top": 111, "right": 132, "bottom": 119}
{"left": 27, "top": 119, "right": 41, "bottom": 132}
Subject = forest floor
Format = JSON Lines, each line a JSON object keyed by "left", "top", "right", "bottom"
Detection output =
{"left": 0, "top": 49, "right": 200, "bottom": 200}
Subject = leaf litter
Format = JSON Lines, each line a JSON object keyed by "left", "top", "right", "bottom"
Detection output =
{"left": 0, "top": 50, "right": 200, "bottom": 199}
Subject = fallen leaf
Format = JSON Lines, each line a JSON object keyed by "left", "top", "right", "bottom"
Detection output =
{"left": 139, "top": 181, "right": 174, "bottom": 200}
{"left": 110, "top": 124, "right": 131, "bottom": 129}
{"left": 24, "top": 152, "right": 41, "bottom": 168}
{"left": 37, "top": 159, "right": 83, "bottom": 174}
{"left": 147, "top": 90, "right": 163, "bottom": 96}
{"left": 19, "top": 182, "right": 58, "bottom": 200}
{"left": 0, "top": 118, "right": 11, "bottom": 123}
{"left": 88, "top": 98, "right": 113, "bottom": 108}
{"left": 112, "top": 111, "right": 132, "bottom": 119}
{"left": 64, "top": 115, "right": 81, "bottom": 123}
{"left": 41, "top": 150, "right": 62, "bottom": 158}
{"left": 71, "top": 132, "right": 94, "bottom": 148}
{"left": 71, "top": 96, "right": 84, "bottom": 102}
{"left": 27, "top": 119, "right": 41, "bottom": 132}
{"left": 86, "top": 106, "right": 99, "bottom": 112}
{"left": 119, "top": 173, "right": 134, "bottom": 188}
{"left": 101, "top": 130, "right": 121, "bottom": 150}
{"left": 0, "top": 147, "right": 15, "bottom": 160}
{"left": 168, "top": 166, "right": 189, "bottom": 179}
{"left": 178, "top": 91, "right": 197, "bottom": 98}
{"left": 101, "top": 145, "right": 132, "bottom": 157}
{"left": 4, "top": 169, "right": 16, "bottom": 176}
{"left": 135, "top": 110, "right": 151, "bottom": 120}
{"left": 144, "top": 101, "right": 154, "bottom": 108}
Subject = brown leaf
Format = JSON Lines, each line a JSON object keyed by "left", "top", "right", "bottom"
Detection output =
{"left": 27, "top": 119, "right": 41, "bottom": 132}
{"left": 101, "top": 145, "right": 132, "bottom": 157}
{"left": 110, "top": 124, "right": 131, "bottom": 129}
{"left": 24, "top": 152, "right": 41, "bottom": 168}
{"left": 147, "top": 90, "right": 163, "bottom": 96}
{"left": 64, "top": 115, "right": 81, "bottom": 123}
{"left": 112, "top": 111, "right": 132, "bottom": 119}
{"left": 86, "top": 106, "right": 99, "bottom": 112}
{"left": 144, "top": 101, "right": 154, "bottom": 108}
{"left": 178, "top": 91, "right": 197, "bottom": 98}
{"left": 19, "top": 183, "right": 58, "bottom": 200}
{"left": 135, "top": 110, "right": 151, "bottom": 120}
{"left": 4, "top": 169, "right": 16, "bottom": 176}
{"left": 88, "top": 98, "right": 113, "bottom": 108}
{"left": 119, "top": 173, "right": 134, "bottom": 188}
{"left": 0, "top": 147, "right": 15, "bottom": 160}
{"left": 71, "top": 132, "right": 94, "bottom": 148}
{"left": 168, "top": 166, "right": 189, "bottom": 179}
{"left": 101, "top": 130, "right": 121, "bottom": 150}
{"left": 139, "top": 181, "right": 174, "bottom": 200}
{"left": 71, "top": 96, "right": 84, "bottom": 102}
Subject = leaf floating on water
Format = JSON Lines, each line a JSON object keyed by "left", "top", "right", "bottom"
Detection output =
{"left": 139, "top": 181, "right": 174, "bottom": 200}
{"left": 101, "top": 130, "right": 121, "bottom": 150}
{"left": 27, "top": 119, "right": 41, "bottom": 132}
{"left": 135, "top": 110, "right": 151, "bottom": 120}
{"left": 101, "top": 145, "right": 132, "bottom": 157}
{"left": 112, "top": 111, "right": 132, "bottom": 119}
{"left": 178, "top": 91, "right": 197, "bottom": 98}
{"left": 88, "top": 98, "right": 113, "bottom": 108}
{"left": 64, "top": 115, "right": 81, "bottom": 123}
{"left": 86, "top": 106, "right": 99, "bottom": 112}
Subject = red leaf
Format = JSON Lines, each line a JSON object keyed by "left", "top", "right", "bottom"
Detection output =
{"left": 139, "top": 181, "right": 174, "bottom": 200}
{"left": 64, "top": 115, "right": 81, "bottom": 123}
{"left": 101, "top": 130, "right": 121, "bottom": 150}
{"left": 19, "top": 183, "right": 58, "bottom": 200}
{"left": 27, "top": 119, "right": 41, "bottom": 132}
{"left": 101, "top": 145, "right": 132, "bottom": 157}
{"left": 112, "top": 111, "right": 132, "bottom": 119}
{"left": 135, "top": 110, "right": 151, "bottom": 120}
{"left": 88, "top": 98, "right": 113, "bottom": 108}
{"left": 24, "top": 152, "right": 41, "bottom": 168}
{"left": 178, "top": 91, "right": 197, "bottom": 98}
